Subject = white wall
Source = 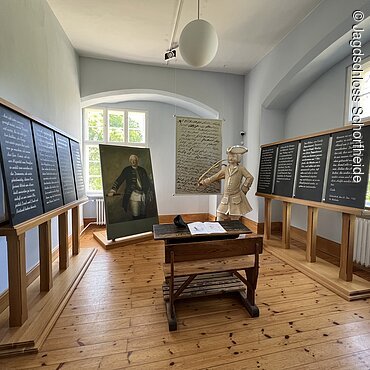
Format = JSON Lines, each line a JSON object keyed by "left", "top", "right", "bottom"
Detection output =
{"left": 260, "top": 108, "right": 286, "bottom": 222}
{"left": 0, "top": 0, "right": 81, "bottom": 294}
{"left": 79, "top": 58, "right": 245, "bottom": 217}
{"left": 0, "top": 0, "right": 81, "bottom": 136}
{"left": 79, "top": 58, "right": 244, "bottom": 151}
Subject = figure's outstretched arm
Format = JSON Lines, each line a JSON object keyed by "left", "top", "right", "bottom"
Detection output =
{"left": 198, "top": 168, "right": 225, "bottom": 187}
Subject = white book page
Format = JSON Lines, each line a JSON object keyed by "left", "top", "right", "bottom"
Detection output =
{"left": 204, "top": 222, "right": 227, "bottom": 233}
{"left": 188, "top": 222, "right": 227, "bottom": 235}
{"left": 187, "top": 222, "right": 208, "bottom": 235}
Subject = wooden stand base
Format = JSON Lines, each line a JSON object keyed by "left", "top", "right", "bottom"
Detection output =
{"left": 93, "top": 230, "right": 153, "bottom": 250}
{"left": 0, "top": 248, "right": 96, "bottom": 357}
{"left": 264, "top": 237, "right": 370, "bottom": 301}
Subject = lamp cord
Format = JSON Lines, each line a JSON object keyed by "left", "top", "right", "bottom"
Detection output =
{"left": 198, "top": 0, "right": 200, "bottom": 19}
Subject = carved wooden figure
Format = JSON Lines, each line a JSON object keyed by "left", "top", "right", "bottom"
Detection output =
{"left": 199, "top": 146, "right": 253, "bottom": 221}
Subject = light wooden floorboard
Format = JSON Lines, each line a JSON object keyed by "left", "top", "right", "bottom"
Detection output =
{"left": 0, "top": 226, "right": 369, "bottom": 370}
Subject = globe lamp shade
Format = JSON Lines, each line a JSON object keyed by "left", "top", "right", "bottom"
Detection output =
{"left": 179, "top": 19, "right": 218, "bottom": 67}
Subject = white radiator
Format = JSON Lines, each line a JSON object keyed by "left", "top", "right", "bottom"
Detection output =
{"left": 354, "top": 217, "right": 370, "bottom": 267}
{"left": 95, "top": 198, "right": 106, "bottom": 225}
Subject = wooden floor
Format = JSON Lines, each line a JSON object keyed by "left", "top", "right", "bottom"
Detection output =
{"left": 0, "top": 226, "right": 370, "bottom": 369}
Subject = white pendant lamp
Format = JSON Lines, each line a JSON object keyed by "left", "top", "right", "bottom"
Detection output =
{"left": 179, "top": 0, "right": 218, "bottom": 68}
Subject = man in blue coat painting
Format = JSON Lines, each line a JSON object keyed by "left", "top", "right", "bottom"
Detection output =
{"left": 107, "top": 154, "right": 152, "bottom": 220}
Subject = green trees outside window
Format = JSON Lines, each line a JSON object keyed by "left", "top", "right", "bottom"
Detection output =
{"left": 84, "top": 108, "right": 147, "bottom": 193}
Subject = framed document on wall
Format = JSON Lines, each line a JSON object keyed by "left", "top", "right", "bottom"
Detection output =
{"left": 257, "top": 145, "right": 277, "bottom": 194}
{"left": 176, "top": 116, "right": 222, "bottom": 194}
{"left": 273, "top": 141, "right": 299, "bottom": 197}
{"left": 32, "top": 122, "right": 64, "bottom": 212}
{"left": 55, "top": 132, "right": 77, "bottom": 204}
{"left": 0, "top": 106, "right": 43, "bottom": 225}
{"left": 295, "top": 135, "right": 330, "bottom": 202}
{"left": 70, "top": 139, "right": 86, "bottom": 199}
{"left": 325, "top": 126, "right": 370, "bottom": 209}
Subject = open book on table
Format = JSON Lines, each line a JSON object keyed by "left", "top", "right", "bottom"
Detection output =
{"left": 187, "top": 222, "right": 227, "bottom": 235}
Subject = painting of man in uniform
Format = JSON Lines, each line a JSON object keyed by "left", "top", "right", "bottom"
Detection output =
{"left": 99, "top": 144, "right": 158, "bottom": 240}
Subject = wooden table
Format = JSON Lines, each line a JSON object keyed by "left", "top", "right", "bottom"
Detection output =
{"left": 153, "top": 221, "right": 263, "bottom": 330}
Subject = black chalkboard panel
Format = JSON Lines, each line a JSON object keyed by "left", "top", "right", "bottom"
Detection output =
{"left": 32, "top": 122, "right": 64, "bottom": 212}
{"left": 55, "top": 133, "right": 77, "bottom": 204}
{"left": 325, "top": 126, "right": 370, "bottom": 209}
{"left": 274, "top": 141, "right": 299, "bottom": 197}
{"left": 295, "top": 135, "right": 330, "bottom": 202}
{"left": 257, "top": 146, "right": 277, "bottom": 194}
{"left": 69, "top": 139, "right": 86, "bottom": 199}
{"left": 0, "top": 106, "right": 43, "bottom": 225}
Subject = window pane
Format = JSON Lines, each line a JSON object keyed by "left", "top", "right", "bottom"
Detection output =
{"left": 109, "top": 128, "right": 124, "bottom": 142}
{"left": 129, "top": 129, "right": 144, "bottom": 143}
{"left": 86, "top": 109, "right": 104, "bottom": 141}
{"left": 89, "top": 176, "right": 102, "bottom": 191}
{"left": 89, "top": 161, "right": 101, "bottom": 176}
{"left": 88, "top": 126, "right": 104, "bottom": 141}
{"left": 108, "top": 110, "right": 125, "bottom": 142}
{"left": 108, "top": 110, "right": 124, "bottom": 128}
{"left": 86, "top": 145, "right": 102, "bottom": 192}
{"left": 128, "top": 111, "right": 145, "bottom": 143}
{"left": 88, "top": 145, "right": 100, "bottom": 161}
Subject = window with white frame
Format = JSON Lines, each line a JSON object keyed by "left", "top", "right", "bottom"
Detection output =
{"left": 83, "top": 107, "right": 147, "bottom": 194}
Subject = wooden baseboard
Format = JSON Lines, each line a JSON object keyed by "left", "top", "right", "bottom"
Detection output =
{"left": 290, "top": 226, "right": 340, "bottom": 259}
{"left": 83, "top": 218, "right": 96, "bottom": 227}
{"left": 240, "top": 217, "right": 281, "bottom": 235}
{"left": 240, "top": 217, "right": 262, "bottom": 234}
{"left": 0, "top": 235, "right": 72, "bottom": 314}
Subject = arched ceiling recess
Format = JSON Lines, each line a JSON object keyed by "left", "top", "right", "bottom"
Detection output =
{"left": 264, "top": 11, "right": 370, "bottom": 110}
{"left": 81, "top": 89, "right": 219, "bottom": 119}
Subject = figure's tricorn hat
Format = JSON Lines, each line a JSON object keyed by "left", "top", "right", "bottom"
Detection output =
{"left": 226, "top": 145, "right": 248, "bottom": 154}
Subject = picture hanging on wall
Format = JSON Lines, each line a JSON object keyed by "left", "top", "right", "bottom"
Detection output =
{"left": 175, "top": 116, "right": 222, "bottom": 194}
{"left": 99, "top": 144, "right": 158, "bottom": 240}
